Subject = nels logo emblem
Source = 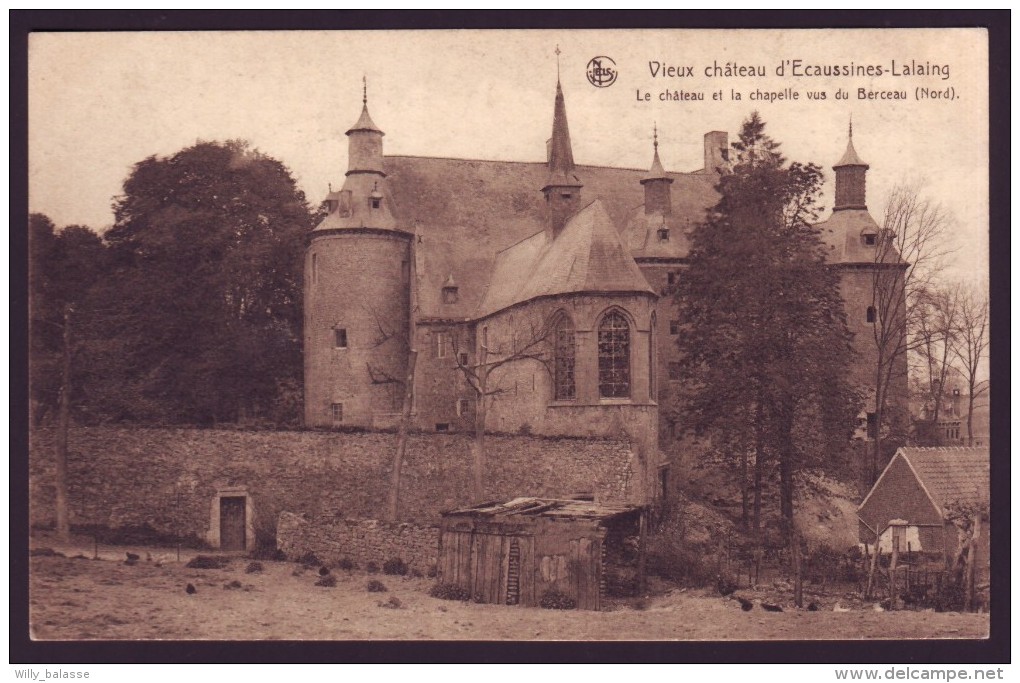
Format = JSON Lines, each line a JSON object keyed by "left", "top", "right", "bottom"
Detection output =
{"left": 586, "top": 56, "right": 617, "bottom": 88}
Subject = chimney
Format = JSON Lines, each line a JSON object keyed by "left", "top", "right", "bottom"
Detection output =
{"left": 703, "top": 131, "right": 729, "bottom": 174}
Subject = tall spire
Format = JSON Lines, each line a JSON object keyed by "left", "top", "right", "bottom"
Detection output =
{"left": 542, "top": 52, "right": 583, "bottom": 240}
{"left": 546, "top": 78, "right": 577, "bottom": 180}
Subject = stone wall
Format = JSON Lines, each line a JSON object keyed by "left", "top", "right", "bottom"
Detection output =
{"left": 276, "top": 511, "right": 440, "bottom": 571}
{"left": 29, "top": 426, "right": 638, "bottom": 546}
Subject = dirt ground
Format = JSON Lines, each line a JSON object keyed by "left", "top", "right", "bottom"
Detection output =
{"left": 27, "top": 540, "right": 989, "bottom": 641}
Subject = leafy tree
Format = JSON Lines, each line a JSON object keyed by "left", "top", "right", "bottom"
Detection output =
{"left": 96, "top": 140, "right": 314, "bottom": 424}
{"left": 29, "top": 214, "right": 108, "bottom": 539}
{"left": 672, "top": 112, "right": 860, "bottom": 538}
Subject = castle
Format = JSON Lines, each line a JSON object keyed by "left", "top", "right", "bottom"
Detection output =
{"left": 303, "top": 75, "right": 907, "bottom": 503}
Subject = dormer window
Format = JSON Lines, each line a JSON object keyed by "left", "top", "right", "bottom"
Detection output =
{"left": 370, "top": 197, "right": 381, "bottom": 209}
{"left": 441, "top": 273, "right": 458, "bottom": 304}
{"left": 658, "top": 227, "right": 670, "bottom": 242}
{"left": 863, "top": 232, "right": 877, "bottom": 246}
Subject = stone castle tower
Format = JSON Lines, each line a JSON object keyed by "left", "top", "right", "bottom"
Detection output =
{"left": 303, "top": 83, "right": 413, "bottom": 428}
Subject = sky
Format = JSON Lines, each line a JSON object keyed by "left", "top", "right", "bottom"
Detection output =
{"left": 28, "top": 28, "right": 988, "bottom": 285}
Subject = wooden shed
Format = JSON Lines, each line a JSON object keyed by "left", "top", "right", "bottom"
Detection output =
{"left": 438, "top": 497, "right": 643, "bottom": 611}
{"left": 857, "top": 446, "right": 989, "bottom": 568}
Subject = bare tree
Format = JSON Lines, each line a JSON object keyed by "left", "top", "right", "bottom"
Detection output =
{"left": 952, "top": 287, "right": 989, "bottom": 446}
{"left": 869, "top": 181, "right": 953, "bottom": 480}
{"left": 911, "top": 283, "right": 962, "bottom": 430}
{"left": 453, "top": 317, "right": 554, "bottom": 501}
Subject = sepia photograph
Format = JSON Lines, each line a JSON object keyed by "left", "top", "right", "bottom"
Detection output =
{"left": 21, "top": 22, "right": 996, "bottom": 652}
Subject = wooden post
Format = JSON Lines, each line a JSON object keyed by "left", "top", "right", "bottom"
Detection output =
{"left": 865, "top": 529, "right": 881, "bottom": 600}
{"left": 54, "top": 305, "right": 73, "bottom": 543}
{"left": 964, "top": 513, "right": 980, "bottom": 612}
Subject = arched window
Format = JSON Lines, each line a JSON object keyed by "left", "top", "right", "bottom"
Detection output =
{"left": 553, "top": 314, "right": 576, "bottom": 400}
{"left": 598, "top": 311, "right": 631, "bottom": 398}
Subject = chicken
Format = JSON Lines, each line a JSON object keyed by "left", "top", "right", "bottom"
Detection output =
{"left": 761, "top": 602, "right": 784, "bottom": 612}
{"left": 807, "top": 602, "right": 819, "bottom": 611}
{"left": 735, "top": 595, "right": 754, "bottom": 611}
{"left": 126, "top": 552, "right": 140, "bottom": 561}
{"left": 186, "top": 583, "right": 197, "bottom": 595}
{"left": 318, "top": 566, "right": 331, "bottom": 577}
{"left": 716, "top": 574, "right": 737, "bottom": 596}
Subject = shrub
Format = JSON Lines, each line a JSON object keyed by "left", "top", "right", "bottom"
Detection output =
{"left": 337, "top": 557, "right": 355, "bottom": 571}
{"left": 379, "top": 596, "right": 402, "bottom": 609}
{"left": 365, "top": 561, "right": 379, "bottom": 574}
{"left": 245, "top": 561, "right": 264, "bottom": 574}
{"left": 315, "top": 574, "right": 337, "bottom": 588}
{"left": 426, "top": 565, "right": 438, "bottom": 579}
{"left": 248, "top": 546, "right": 286, "bottom": 561}
{"left": 539, "top": 589, "right": 576, "bottom": 610}
{"left": 186, "top": 555, "right": 231, "bottom": 569}
{"left": 429, "top": 583, "right": 471, "bottom": 601}
{"left": 297, "top": 551, "right": 322, "bottom": 568}
{"left": 223, "top": 580, "right": 243, "bottom": 590}
{"left": 367, "top": 579, "right": 387, "bottom": 592}
{"left": 382, "top": 557, "right": 408, "bottom": 576}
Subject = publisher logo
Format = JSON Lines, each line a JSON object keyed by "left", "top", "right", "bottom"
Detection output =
{"left": 586, "top": 56, "right": 617, "bottom": 88}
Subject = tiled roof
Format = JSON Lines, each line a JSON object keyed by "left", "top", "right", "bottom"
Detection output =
{"left": 444, "top": 496, "right": 640, "bottom": 521}
{"left": 899, "top": 447, "right": 989, "bottom": 510}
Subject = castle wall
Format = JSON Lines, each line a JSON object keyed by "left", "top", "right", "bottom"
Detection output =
{"left": 304, "top": 231, "right": 411, "bottom": 428}
{"left": 29, "top": 427, "right": 640, "bottom": 542}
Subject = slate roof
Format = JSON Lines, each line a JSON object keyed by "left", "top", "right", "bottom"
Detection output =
{"left": 834, "top": 137, "right": 868, "bottom": 168}
{"left": 898, "top": 447, "right": 989, "bottom": 511}
{"left": 382, "top": 155, "right": 718, "bottom": 320}
{"left": 476, "top": 200, "right": 654, "bottom": 317}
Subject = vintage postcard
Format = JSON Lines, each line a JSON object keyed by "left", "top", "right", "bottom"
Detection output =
{"left": 26, "top": 26, "right": 991, "bottom": 647}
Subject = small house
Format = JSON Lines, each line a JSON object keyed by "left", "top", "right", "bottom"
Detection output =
{"left": 438, "top": 497, "right": 643, "bottom": 611}
{"left": 857, "top": 446, "right": 989, "bottom": 568}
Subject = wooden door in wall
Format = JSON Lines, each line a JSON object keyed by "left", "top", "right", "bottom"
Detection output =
{"left": 220, "top": 496, "right": 246, "bottom": 551}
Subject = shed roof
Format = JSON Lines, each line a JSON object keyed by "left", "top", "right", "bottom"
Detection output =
{"left": 443, "top": 496, "right": 641, "bottom": 522}
{"left": 858, "top": 446, "right": 989, "bottom": 521}
{"left": 897, "top": 447, "right": 989, "bottom": 510}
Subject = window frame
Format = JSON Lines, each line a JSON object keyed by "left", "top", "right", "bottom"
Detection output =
{"left": 597, "top": 310, "right": 632, "bottom": 399}
{"left": 552, "top": 313, "right": 577, "bottom": 401}
{"left": 334, "top": 327, "right": 348, "bottom": 349}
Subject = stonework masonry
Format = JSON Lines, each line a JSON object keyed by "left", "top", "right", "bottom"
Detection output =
{"left": 277, "top": 512, "right": 440, "bottom": 572}
{"left": 29, "top": 426, "right": 638, "bottom": 547}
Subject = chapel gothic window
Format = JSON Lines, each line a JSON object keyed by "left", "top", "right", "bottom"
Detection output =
{"left": 598, "top": 311, "right": 631, "bottom": 399}
{"left": 553, "top": 315, "right": 576, "bottom": 401}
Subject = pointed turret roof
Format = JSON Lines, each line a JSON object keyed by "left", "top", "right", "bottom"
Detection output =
{"left": 544, "top": 78, "right": 581, "bottom": 188}
{"left": 834, "top": 120, "right": 868, "bottom": 168}
{"left": 641, "top": 124, "right": 672, "bottom": 184}
{"left": 346, "top": 78, "right": 384, "bottom": 136}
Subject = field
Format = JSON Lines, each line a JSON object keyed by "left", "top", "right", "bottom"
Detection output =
{"left": 27, "top": 540, "right": 988, "bottom": 641}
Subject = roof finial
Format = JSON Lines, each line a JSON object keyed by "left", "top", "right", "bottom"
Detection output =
{"left": 555, "top": 44, "right": 561, "bottom": 81}
{"left": 362, "top": 75, "right": 367, "bottom": 105}
{"left": 653, "top": 122, "right": 659, "bottom": 151}
{"left": 849, "top": 113, "right": 853, "bottom": 141}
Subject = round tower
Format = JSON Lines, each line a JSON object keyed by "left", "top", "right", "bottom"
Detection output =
{"left": 304, "top": 83, "right": 412, "bottom": 429}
